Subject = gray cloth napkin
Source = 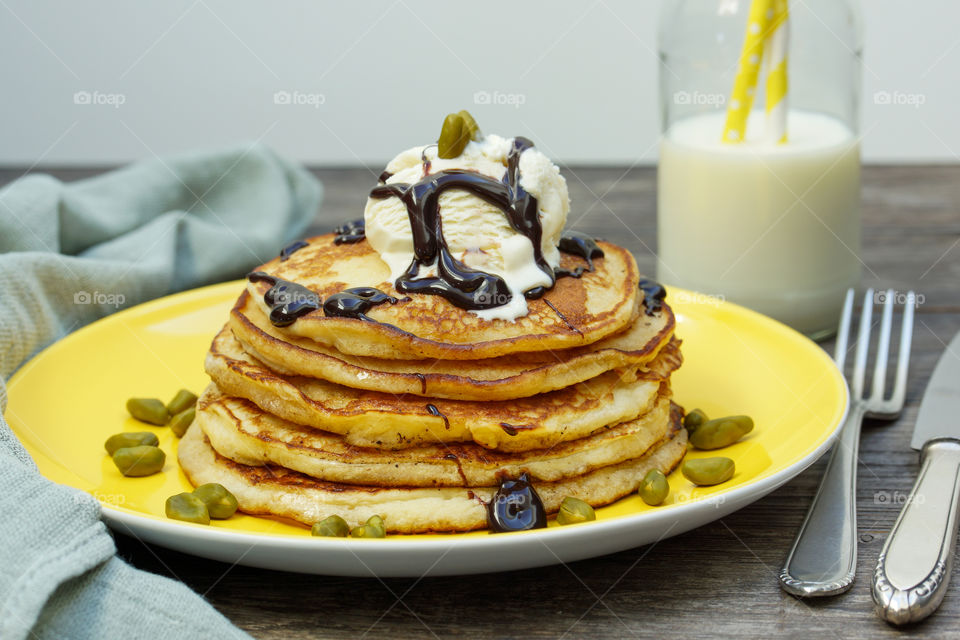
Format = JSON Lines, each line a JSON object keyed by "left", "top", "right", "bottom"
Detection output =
{"left": 0, "top": 142, "right": 322, "bottom": 640}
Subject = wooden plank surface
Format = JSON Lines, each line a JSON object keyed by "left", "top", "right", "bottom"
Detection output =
{"left": 3, "top": 164, "right": 959, "bottom": 638}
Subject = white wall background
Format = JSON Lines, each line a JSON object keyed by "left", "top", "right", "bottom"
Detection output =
{"left": 0, "top": 0, "right": 957, "bottom": 167}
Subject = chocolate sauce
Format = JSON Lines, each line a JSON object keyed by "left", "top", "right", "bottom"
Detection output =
{"left": 499, "top": 422, "right": 535, "bottom": 436}
{"left": 466, "top": 490, "right": 487, "bottom": 506}
{"left": 378, "top": 170, "right": 393, "bottom": 183}
{"left": 525, "top": 230, "right": 605, "bottom": 298}
{"left": 322, "top": 287, "right": 399, "bottom": 321}
{"left": 524, "top": 285, "right": 547, "bottom": 300}
{"left": 247, "top": 272, "right": 320, "bottom": 327}
{"left": 420, "top": 146, "right": 433, "bottom": 176}
{"left": 639, "top": 278, "right": 666, "bottom": 315}
{"left": 558, "top": 230, "right": 604, "bottom": 270}
{"left": 426, "top": 404, "right": 450, "bottom": 430}
{"left": 279, "top": 240, "right": 309, "bottom": 261}
{"left": 487, "top": 473, "right": 547, "bottom": 533}
{"left": 414, "top": 373, "right": 427, "bottom": 394}
{"left": 543, "top": 299, "right": 582, "bottom": 336}
{"left": 369, "top": 137, "right": 553, "bottom": 311}
{"left": 333, "top": 219, "right": 365, "bottom": 244}
{"left": 443, "top": 452, "right": 468, "bottom": 485}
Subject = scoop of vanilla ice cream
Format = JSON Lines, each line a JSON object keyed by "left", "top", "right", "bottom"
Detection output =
{"left": 364, "top": 134, "right": 569, "bottom": 320}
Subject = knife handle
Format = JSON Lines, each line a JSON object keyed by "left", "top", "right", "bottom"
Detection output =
{"left": 872, "top": 438, "right": 960, "bottom": 625}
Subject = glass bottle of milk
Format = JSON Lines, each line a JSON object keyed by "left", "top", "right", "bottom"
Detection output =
{"left": 657, "top": 0, "right": 862, "bottom": 339}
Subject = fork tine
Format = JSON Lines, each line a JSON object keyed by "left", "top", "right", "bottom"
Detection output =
{"left": 851, "top": 288, "right": 874, "bottom": 399}
{"left": 870, "top": 289, "right": 895, "bottom": 400}
{"left": 889, "top": 291, "right": 916, "bottom": 409}
{"left": 834, "top": 288, "right": 855, "bottom": 369}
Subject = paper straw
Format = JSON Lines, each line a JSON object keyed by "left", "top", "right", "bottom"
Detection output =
{"left": 722, "top": 0, "right": 774, "bottom": 143}
{"left": 764, "top": 0, "right": 790, "bottom": 143}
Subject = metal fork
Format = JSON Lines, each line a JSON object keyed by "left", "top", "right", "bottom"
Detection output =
{"left": 779, "top": 287, "right": 915, "bottom": 597}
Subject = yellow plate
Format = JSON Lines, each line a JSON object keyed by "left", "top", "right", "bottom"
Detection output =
{"left": 5, "top": 283, "right": 847, "bottom": 576}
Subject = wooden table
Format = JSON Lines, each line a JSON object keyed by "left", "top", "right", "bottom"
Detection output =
{"left": 6, "top": 165, "right": 960, "bottom": 638}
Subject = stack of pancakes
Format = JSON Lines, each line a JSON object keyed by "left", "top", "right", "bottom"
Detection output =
{"left": 179, "top": 233, "right": 687, "bottom": 533}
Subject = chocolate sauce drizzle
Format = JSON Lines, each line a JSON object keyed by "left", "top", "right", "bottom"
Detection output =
{"left": 420, "top": 146, "right": 433, "bottom": 176}
{"left": 555, "top": 230, "right": 605, "bottom": 278}
{"left": 543, "top": 299, "right": 582, "bottom": 336}
{"left": 499, "top": 422, "right": 535, "bottom": 437}
{"left": 426, "top": 404, "right": 450, "bottom": 430}
{"left": 487, "top": 473, "right": 547, "bottom": 533}
{"left": 368, "top": 138, "right": 611, "bottom": 313}
{"left": 639, "top": 279, "right": 666, "bottom": 315}
{"left": 322, "top": 287, "right": 400, "bottom": 321}
{"left": 333, "top": 219, "right": 365, "bottom": 245}
{"left": 279, "top": 240, "right": 309, "bottom": 261}
{"left": 443, "top": 452, "right": 468, "bottom": 485}
{"left": 414, "top": 373, "right": 427, "bottom": 394}
{"left": 247, "top": 272, "right": 320, "bottom": 327}
{"left": 369, "top": 137, "right": 553, "bottom": 311}
{"left": 522, "top": 230, "right": 605, "bottom": 300}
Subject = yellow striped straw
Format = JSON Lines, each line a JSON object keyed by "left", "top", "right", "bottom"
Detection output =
{"left": 722, "top": 0, "right": 774, "bottom": 144}
{"left": 765, "top": 0, "right": 790, "bottom": 143}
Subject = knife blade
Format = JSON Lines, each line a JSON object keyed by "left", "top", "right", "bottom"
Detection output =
{"left": 873, "top": 329, "right": 960, "bottom": 625}
{"left": 911, "top": 332, "right": 960, "bottom": 449}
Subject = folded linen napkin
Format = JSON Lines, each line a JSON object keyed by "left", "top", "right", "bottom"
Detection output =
{"left": 0, "top": 142, "right": 322, "bottom": 640}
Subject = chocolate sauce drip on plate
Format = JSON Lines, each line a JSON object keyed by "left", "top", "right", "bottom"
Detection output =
{"left": 487, "top": 472, "right": 547, "bottom": 533}
{"left": 322, "top": 287, "right": 399, "bottom": 321}
{"left": 369, "top": 137, "right": 554, "bottom": 311}
{"left": 499, "top": 422, "right": 535, "bottom": 436}
{"left": 638, "top": 278, "right": 666, "bottom": 315}
{"left": 279, "top": 240, "right": 309, "bottom": 261}
{"left": 333, "top": 219, "right": 365, "bottom": 244}
{"left": 426, "top": 404, "right": 450, "bottom": 430}
{"left": 247, "top": 271, "right": 320, "bottom": 327}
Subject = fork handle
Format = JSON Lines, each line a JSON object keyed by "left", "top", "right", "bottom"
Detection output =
{"left": 872, "top": 439, "right": 960, "bottom": 625}
{"left": 779, "top": 404, "right": 866, "bottom": 597}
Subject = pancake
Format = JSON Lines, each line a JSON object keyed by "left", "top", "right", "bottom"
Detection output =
{"left": 196, "top": 383, "right": 675, "bottom": 487}
{"left": 229, "top": 293, "right": 675, "bottom": 401}
{"left": 243, "top": 234, "right": 642, "bottom": 360}
{"left": 178, "top": 415, "right": 688, "bottom": 534}
{"left": 206, "top": 325, "right": 681, "bottom": 451}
